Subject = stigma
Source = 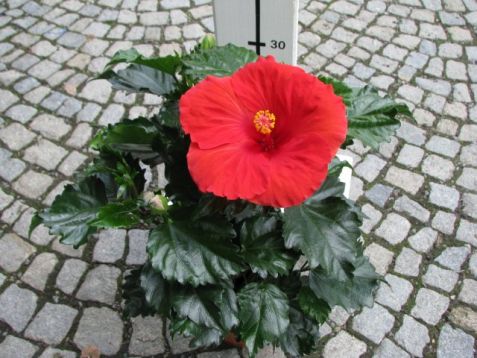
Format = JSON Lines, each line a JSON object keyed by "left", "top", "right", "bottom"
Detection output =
{"left": 253, "top": 110, "right": 276, "bottom": 135}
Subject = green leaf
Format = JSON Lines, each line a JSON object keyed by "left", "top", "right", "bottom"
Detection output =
{"left": 103, "top": 48, "right": 181, "bottom": 75}
{"left": 318, "top": 75, "right": 353, "bottom": 105}
{"left": 283, "top": 176, "right": 362, "bottom": 281}
{"left": 91, "top": 118, "right": 162, "bottom": 165}
{"left": 36, "top": 177, "right": 107, "bottom": 247}
{"left": 140, "top": 263, "right": 171, "bottom": 314}
{"left": 91, "top": 201, "right": 141, "bottom": 228}
{"left": 182, "top": 44, "right": 258, "bottom": 81}
{"left": 147, "top": 220, "right": 244, "bottom": 286}
{"left": 238, "top": 283, "right": 290, "bottom": 357}
{"left": 309, "top": 255, "right": 379, "bottom": 311}
{"left": 170, "top": 317, "right": 223, "bottom": 348}
{"left": 28, "top": 212, "right": 42, "bottom": 238}
{"left": 279, "top": 306, "right": 320, "bottom": 357}
{"left": 240, "top": 217, "right": 295, "bottom": 278}
{"left": 346, "top": 86, "right": 410, "bottom": 148}
{"left": 172, "top": 285, "right": 238, "bottom": 332}
{"left": 99, "top": 64, "right": 175, "bottom": 96}
{"left": 298, "top": 287, "right": 331, "bottom": 324}
{"left": 85, "top": 150, "right": 145, "bottom": 201}
{"left": 122, "top": 267, "right": 156, "bottom": 318}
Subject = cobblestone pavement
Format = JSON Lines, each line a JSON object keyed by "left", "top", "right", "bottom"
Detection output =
{"left": 0, "top": 0, "right": 476, "bottom": 357}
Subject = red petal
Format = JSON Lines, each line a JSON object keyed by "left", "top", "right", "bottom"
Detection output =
{"left": 179, "top": 76, "right": 254, "bottom": 149}
{"left": 251, "top": 134, "right": 332, "bottom": 208}
{"left": 187, "top": 141, "right": 270, "bottom": 200}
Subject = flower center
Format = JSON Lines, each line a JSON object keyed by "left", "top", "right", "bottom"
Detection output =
{"left": 253, "top": 110, "right": 276, "bottom": 135}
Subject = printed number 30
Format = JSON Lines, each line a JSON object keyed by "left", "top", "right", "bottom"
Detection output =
{"left": 271, "top": 40, "right": 286, "bottom": 49}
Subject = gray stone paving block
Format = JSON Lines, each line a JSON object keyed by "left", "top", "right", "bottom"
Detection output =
{"left": 394, "top": 195, "right": 430, "bottom": 223}
{"left": 56, "top": 258, "right": 88, "bottom": 295}
{"left": 0, "top": 273, "right": 5, "bottom": 287}
{"left": 394, "top": 247, "right": 422, "bottom": 277}
{"left": 456, "top": 219, "right": 477, "bottom": 247}
{"left": 457, "top": 168, "right": 477, "bottom": 191}
{"left": 126, "top": 229, "right": 149, "bottom": 265}
{"left": 256, "top": 345, "right": 286, "bottom": 358}
{"left": 0, "top": 284, "right": 38, "bottom": 332}
{"left": 458, "top": 279, "right": 477, "bottom": 305}
{"left": 0, "top": 154, "right": 26, "bottom": 182}
{"left": 354, "top": 154, "right": 386, "bottom": 182}
{"left": 76, "top": 264, "right": 121, "bottom": 305}
{"left": 77, "top": 102, "right": 101, "bottom": 122}
{"left": 93, "top": 229, "right": 126, "bottom": 263}
{"left": 14, "top": 77, "right": 40, "bottom": 94}
{"left": 65, "top": 122, "right": 92, "bottom": 149}
{"left": 23, "top": 139, "right": 68, "bottom": 170}
{"left": 41, "top": 91, "right": 67, "bottom": 111}
{"left": 373, "top": 338, "right": 410, "bottom": 358}
{"left": 470, "top": 252, "right": 477, "bottom": 277}
{"left": 58, "top": 150, "right": 87, "bottom": 176}
{"left": 198, "top": 350, "right": 241, "bottom": 358}
{"left": 398, "top": 84, "right": 424, "bottom": 104}
{"left": 51, "top": 237, "right": 85, "bottom": 258}
{"left": 0, "top": 123, "right": 36, "bottom": 151}
{"left": 361, "top": 204, "right": 382, "bottom": 234}
{"left": 74, "top": 307, "right": 124, "bottom": 355}
{"left": 129, "top": 316, "right": 166, "bottom": 356}
{"left": 38, "top": 348, "right": 77, "bottom": 358}
{"left": 437, "top": 324, "right": 475, "bottom": 358}
{"left": 375, "top": 213, "right": 411, "bottom": 245}
{"left": 429, "top": 183, "right": 460, "bottom": 211}
{"left": 25, "top": 303, "right": 78, "bottom": 345}
{"left": 396, "top": 144, "right": 424, "bottom": 168}
{"left": 425, "top": 135, "right": 461, "bottom": 158}
{"left": 13, "top": 207, "right": 34, "bottom": 239}
{"left": 0, "top": 336, "right": 38, "bottom": 358}
{"left": 57, "top": 31, "right": 86, "bottom": 48}
{"left": 0, "top": 233, "right": 36, "bottom": 273}
{"left": 79, "top": 79, "right": 111, "bottom": 104}
{"left": 385, "top": 166, "right": 424, "bottom": 195}
{"left": 415, "top": 77, "right": 451, "bottom": 96}
{"left": 411, "top": 288, "right": 450, "bottom": 325}
{"left": 323, "top": 331, "right": 367, "bottom": 358}
{"left": 98, "top": 103, "right": 125, "bottom": 126}
{"left": 364, "top": 243, "right": 394, "bottom": 276}
{"left": 421, "top": 154, "right": 455, "bottom": 181}
{"left": 376, "top": 274, "right": 413, "bottom": 311}
{"left": 352, "top": 304, "right": 395, "bottom": 344}
{"left": 436, "top": 245, "right": 471, "bottom": 271}
{"left": 1, "top": 200, "right": 28, "bottom": 225}
{"left": 395, "top": 315, "right": 430, "bottom": 357}
{"left": 423, "top": 264, "right": 459, "bottom": 292}
{"left": 5, "top": 104, "right": 37, "bottom": 124}
{"left": 21, "top": 252, "right": 58, "bottom": 291}
{"left": 28, "top": 60, "right": 62, "bottom": 80}
{"left": 432, "top": 211, "right": 456, "bottom": 235}
{"left": 365, "top": 184, "right": 393, "bottom": 208}
{"left": 328, "top": 306, "right": 350, "bottom": 326}
{"left": 29, "top": 224, "right": 54, "bottom": 246}
{"left": 449, "top": 306, "right": 477, "bottom": 335}
{"left": 0, "top": 187, "right": 14, "bottom": 211}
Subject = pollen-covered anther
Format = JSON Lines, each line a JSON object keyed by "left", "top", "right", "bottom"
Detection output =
{"left": 253, "top": 110, "right": 276, "bottom": 135}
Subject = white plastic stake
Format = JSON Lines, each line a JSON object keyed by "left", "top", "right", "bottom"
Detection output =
{"left": 213, "top": 0, "right": 299, "bottom": 65}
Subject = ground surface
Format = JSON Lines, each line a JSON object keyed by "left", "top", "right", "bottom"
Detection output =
{"left": 0, "top": 0, "right": 476, "bottom": 357}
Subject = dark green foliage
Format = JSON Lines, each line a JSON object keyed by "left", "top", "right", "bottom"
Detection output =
{"left": 182, "top": 44, "right": 258, "bottom": 81}
{"left": 34, "top": 177, "right": 107, "bottom": 247}
{"left": 32, "top": 42, "right": 404, "bottom": 357}
{"left": 99, "top": 64, "right": 176, "bottom": 96}
{"left": 238, "top": 283, "right": 290, "bottom": 356}
{"left": 240, "top": 216, "right": 295, "bottom": 278}
{"left": 320, "top": 76, "right": 410, "bottom": 148}
{"left": 283, "top": 175, "right": 363, "bottom": 281}
{"left": 147, "top": 220, "right": 244, "bottom": 287}
{"left": 309, "top": 255, "right": 380, "bottom": 310}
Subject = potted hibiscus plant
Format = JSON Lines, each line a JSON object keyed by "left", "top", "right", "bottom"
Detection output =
{"left": 31, "top": 37, "right": 409, "bottom": 357}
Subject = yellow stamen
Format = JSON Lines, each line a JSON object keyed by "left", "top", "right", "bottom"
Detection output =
{"left": 253, "top": 110, "right": 276, "bottom": 135}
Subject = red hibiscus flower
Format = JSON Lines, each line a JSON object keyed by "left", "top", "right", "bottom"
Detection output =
{"left": 179, "top": 56, "right": 347, "bottom": 208}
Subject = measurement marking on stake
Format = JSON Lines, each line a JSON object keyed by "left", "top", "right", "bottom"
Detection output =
{"left": 248, "top": 0, "right": 266, "bottom": 55}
